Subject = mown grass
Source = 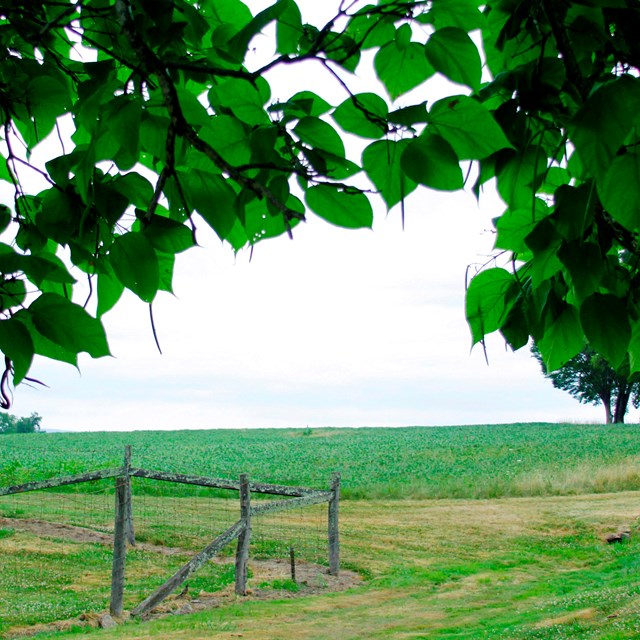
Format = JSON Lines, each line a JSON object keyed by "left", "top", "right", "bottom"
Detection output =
{"left": 4, "top": 493, "right": 640, "bottom": 639}
{"left": 4, "top": 425, "right": 640, "bottom": 638}
{"left": 2, "top": 423, "right": 640, "bottom": 499}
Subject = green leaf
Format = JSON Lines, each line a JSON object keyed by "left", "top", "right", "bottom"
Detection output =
{"left": 140, "top": 114, "right": 170, "bottom": 162}
{"left": 558, "top": 241, "right": 604, "bottom": 301}
{"left": 0, "top": 277, "right": 26, "bottom": 311}
{"left": 429, "top": 96, "right": 513, "bottom": 160}
{"left": 539, "top": 167, "right": 571, "bottom": 195}
{"left": 97, "top": 265, "right": 125, "bottom": 318}
{"left": 388, "top": 102, "right": 429, "bottom": 127}
{"left": 629, "top": 320, "right": 640, "bottom": 374}
{"left": 401, "top": 134, "right": 464, "bottom": 191}
{"left": 228, "top": 0, "right": 287, "bottom": 61}
{"left": 362, "top": 139, "right": 417, "bottom": 209}
{"left": 324, "top": 32, "right": 361, "bottom": 73}
{"left": 569, "top": 76, "right": 640, "bottom": 182}
{"left": 244, "top": 195, "right": 303, "bottom": 244}
{"left": 525, "top": 219, "right": 563, "bottom": 287}
{"left": 276, "top": 0, "right": 303, "bottom": 54}
{"left": 209, "top": 78, "right": 271, "bottom": 126}
{"left": 199, "top": 116, "right": 251, "bottom": 166}
{"left": 0, "top": 318, "right": 34, "bottom": 384}
{"left": 332, "top": 93, "right": 388, "bottom": 139}
{"left": 142, "top": 215, "right": 196, "bottom": 254}
{"left": 495, "top": 201, "right": 549, "bottom": 253}
{"left": 179, "top": 169, "right": 237, "bottom": 241}
{"left": 294, "top": 117, "right": 346, "bottom": 157}
{"left": 500, "top": 304, "right": 529, "bottom": 351}
{"left": 537, "top": 304, "right": 584, "bottom": 371}
{"left": 272, "top": 91, "right": 332, "bottom": 119}
{"left": 580, "top": 293, "right": 630, "bottom": 368}
{"left": 111, "top": 172, "right": 155, "bottom": 209}
{"left": 157, "top": 251, "right": 175, "bottom": 294}
{"left": 14, "top": 310, "right": 77, "bottom": 366}
{"left": 427, "top": 0, "right": 484, "bottom": 30}
{"left": 465, "top": 268, "right": 515, "bottom": 345}
{"left": 374, "top": 40, "right": 435, "bottom": 100}
{"left": 0, "top": 205, "right": 11, "bottom": 233}
{"left": 209, "top": 0, "right": 253, "bottom": 33}
{"left": 303, "top": 148, "right": 361, "bottom": 180}
{"left": 23, "top": 253, "right": 76, "bottom": 288}
{"left": 28, "top": 293, "right": 110, "bottom": 359}
{"left": 36, "top": 189, "right": 77, "bottom": 245}
{"left": 425, "top": 28, "right": 482, "bottom": 91}
{"left": 110, "top": 232, "right": 159, "bottom": 303}
{"left": 497, "top": 147, "right": 547, "bottom": 209}
{"left": 103, "top": 96, "right": 141, "bottom": 171}
{"left": 599, "top": 153, "right": 640, "bottom": 231}
{"left": 305, "top": 185, "right": 373, "bottom": 229}
{"left": 552, "top": 183, "right": 595, "bottom": 241}
{"left": 346, "top": 11, "right": 396, "bottom": 49}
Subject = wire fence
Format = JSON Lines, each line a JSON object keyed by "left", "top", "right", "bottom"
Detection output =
{"left": 0, "top": 445, "right": 340, "bottom": 634}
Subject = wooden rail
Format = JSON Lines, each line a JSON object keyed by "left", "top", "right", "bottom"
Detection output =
{"left": 131, "top": 519, "right": 246, "bottom": 618}
{"left": 129, "top": 468, "right": 322, "bottom": 497}
{"left": 0, "top": 448, "right": 341, "bottom": 618}
{"left": 0, "top": 467, "right": 123, "bottom": 497}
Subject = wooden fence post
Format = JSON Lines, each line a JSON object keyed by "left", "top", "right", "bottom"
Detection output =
{"left": 123, "top": 445, "right": 135, "bottom": 546}
{"left": 234, "top": 473, "right": 251, "bottom": 595}
{"left": 328, "top": 472, "right": 340, "bottom": 576}
{"left": 110, "top": 472, "right": 127, "bottom": 617}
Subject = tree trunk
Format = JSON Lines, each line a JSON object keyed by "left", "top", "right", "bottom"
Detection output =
{"left": 600, "top": 392, "right": 612, "bottom": 424}
{"left": 613, "top": 388, "right": 630, "bottom": 424}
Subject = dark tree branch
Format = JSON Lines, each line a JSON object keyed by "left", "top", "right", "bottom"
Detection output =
{"left": 541, "top": 0, "right": 590, "bottom": 102}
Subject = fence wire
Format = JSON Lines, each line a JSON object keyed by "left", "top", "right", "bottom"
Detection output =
{"left": 0, "top": 458, "right": 338, "bottom": 636}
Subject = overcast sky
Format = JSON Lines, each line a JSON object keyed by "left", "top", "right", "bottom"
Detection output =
{"left": 5, "top": 1, "right": 620, "bottom": 430}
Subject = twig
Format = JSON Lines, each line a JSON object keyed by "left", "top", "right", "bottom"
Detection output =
{"left": 149, "top": 303, "right": 162, "bottom": 355}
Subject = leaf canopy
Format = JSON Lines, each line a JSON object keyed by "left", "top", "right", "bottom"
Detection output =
{"left": 0, "top": 0, "right": 638, "bottom": 405}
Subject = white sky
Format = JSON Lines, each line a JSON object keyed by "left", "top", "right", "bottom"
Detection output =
{"left": 5, "top": 2, "right": 619, "bottom": 429}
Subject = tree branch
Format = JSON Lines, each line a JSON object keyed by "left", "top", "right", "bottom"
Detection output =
{"left": 541, "top": 0, "right": 590, "bottom": 102}
{"left": 115, "top": 0, "right": 305, "bottom": 227}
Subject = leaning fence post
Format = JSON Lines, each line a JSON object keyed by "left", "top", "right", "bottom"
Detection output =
{"left": 328, "top": 471, "right": 340, "bottom": 576}
{"left": 110, "top": 467, "right": 128, "bottom": 617}
{"left": 235, "top": 473, "right": 251, "bottom": 595}
{"left": 123, "top": 445, "right": 135, "bottom": 546}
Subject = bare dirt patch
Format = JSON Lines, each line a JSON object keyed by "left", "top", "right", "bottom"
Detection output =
{"left": 0, "top": 516, "right": 187, "bottom": 555}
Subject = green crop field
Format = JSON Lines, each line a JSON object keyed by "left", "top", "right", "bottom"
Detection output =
{"left": 2, "top": 423, "right": 640, "bottom": 499}
{"left": 3, "top": 424, "right": 640, "bottom": 639}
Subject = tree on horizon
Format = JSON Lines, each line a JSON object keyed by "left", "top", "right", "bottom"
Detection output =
{"left": 532, "top": 345, "right": 640, "bottom": 425}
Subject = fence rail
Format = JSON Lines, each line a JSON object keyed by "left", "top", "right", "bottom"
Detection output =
{"left": 0, "top": 445, "right": 340, "bottom": 619}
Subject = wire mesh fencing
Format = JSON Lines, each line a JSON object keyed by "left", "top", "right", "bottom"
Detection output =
{"left": 0, "top": 445, "right": 340, "bottom": 633}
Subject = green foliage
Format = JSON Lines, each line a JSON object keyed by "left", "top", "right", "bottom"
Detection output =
{"left": 0, "top": 412, "right": 42, "bottom": 434}
{"left": 532, "top": 345, "right": 640, "bottom": 425}
{"left": 260, "top": 578, "right": 300, "bottom": 592}
{"left": 0, "top": 0, "right": 639, "bottom": 403}
{"left": 5, "top": 424, "right": 640, "bottom": 500}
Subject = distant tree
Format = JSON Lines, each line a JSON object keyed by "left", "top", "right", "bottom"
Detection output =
{"left": 532, "top": 345, "right": 640, "bottom": 425}
{"left": 0, "top": 412, "right": 42, "bottom": 434}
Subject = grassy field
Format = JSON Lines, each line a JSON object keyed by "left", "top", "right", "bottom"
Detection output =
{"left": 3, "top": 424, "right": 640, "bottom": 639}
{"left": 2, "top": 423, "right": 640, "bottom": 499}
